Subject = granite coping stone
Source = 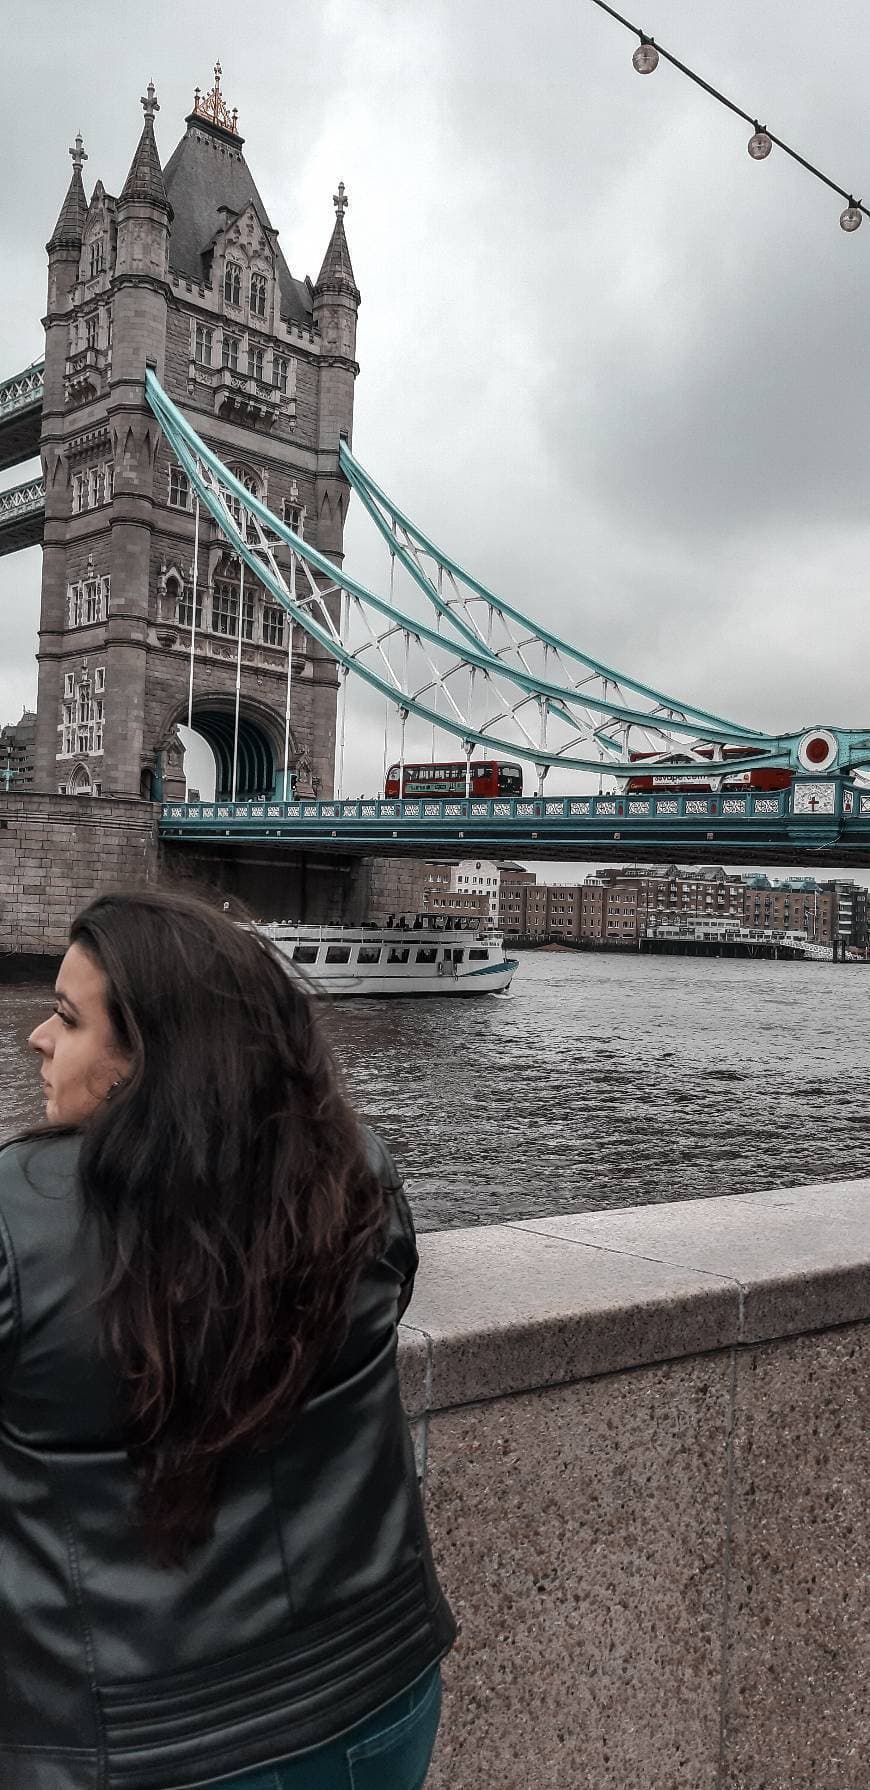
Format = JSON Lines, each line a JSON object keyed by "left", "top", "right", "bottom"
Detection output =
{"left": 399, "top": 1178, "right": 870, "bottom": 1411}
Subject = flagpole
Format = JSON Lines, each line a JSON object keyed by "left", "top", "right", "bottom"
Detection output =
{"left": 185, "top": 496, "right": 200, "bottom": 798}
{"left": 282, "top": 552, "right": 296, "bottom": 799}
{"left": 231, "top": 559, "right": 245, "bottom": 803}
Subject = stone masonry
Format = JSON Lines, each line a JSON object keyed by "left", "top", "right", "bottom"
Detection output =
{"left": 35, "top": 67, "right": 359, "bottom": 804}
{"left": 0, "top": 794, "right": 159, "bottom": 956}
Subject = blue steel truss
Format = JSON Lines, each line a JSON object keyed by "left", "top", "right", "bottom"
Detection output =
{"left": 145, "top": 371, "right": 870, "bottom": 786}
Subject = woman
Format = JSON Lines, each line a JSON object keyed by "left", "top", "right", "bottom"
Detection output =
{"left": 0, "top": 890, "right": 454, "bottom": 1790}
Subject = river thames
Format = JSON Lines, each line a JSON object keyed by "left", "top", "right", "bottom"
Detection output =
{"left": 2, "top": 948, "right": 869, "bottom": 1229}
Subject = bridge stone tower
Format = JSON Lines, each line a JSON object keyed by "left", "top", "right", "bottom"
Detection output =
{"left": 34, "top": 68, "right": 360, "bottom": 801}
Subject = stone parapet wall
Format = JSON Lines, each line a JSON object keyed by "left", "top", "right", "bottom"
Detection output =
{"left": 399, "top": 1182, "right": 870, "bottom": 1789}
{"left": 0, "top": 793, "right": 160, "bottom": 954}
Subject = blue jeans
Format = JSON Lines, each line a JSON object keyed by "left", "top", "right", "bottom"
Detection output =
{"left": 201, "top": 1666, "right": 442, "bottom": 1790}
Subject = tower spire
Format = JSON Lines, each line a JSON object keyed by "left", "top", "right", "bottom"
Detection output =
{"left": 119, "top": 82, "right": 172, "bottom": 215}
{"left": 47, "top": 134, "right": 89, "bottom": 252}
{"left": 314, "top": 181, "right": 359, "bottom": 296}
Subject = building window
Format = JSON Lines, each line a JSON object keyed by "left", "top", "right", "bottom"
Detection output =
{"left": 71, "top": 457, "right": 112, "bottom": 511}
{"left": 262, "top": 604, "right": 285, "bottom": 647}
{"left": 68, "top": 575, "right": 110, "bottom": 627}
{"left": 168, "top": 465, "right": 190, "bottom": 509}
{"left": 58, "top": 666, "right": 106, "bottom": 760}
{"left": 174, "top": 582, "right": 202, "bottom": 630}
{"left": 88, "top": 240, "right": 103, "bottom": 279}
{"left": 85, "top": 315, "right": 98, "bottom": 351}
{"left": 250, "top": 272, "right": 267, "bottom": 317}
{"left": 248, "top": 344, "right": 264, "bottom": 381}
{"left": 213, "top": 582, "right": 257, "bottom": 640}
{"left": 222, "top": 334, "right": 240, "bottom": 372}
{"left": 194, "top": 323, "right": 213, "bottom": 366}
{"left": 282, "top": 499, "right": 304, "bottom": 536}
{"left": 273, "top": 355, "right": 289, "bottom": 393}
{"left": 224, "top": 260, "right": 242, "bottom": 307}
{"left": 211, "top": 583, "right": 239, "bottom": 636}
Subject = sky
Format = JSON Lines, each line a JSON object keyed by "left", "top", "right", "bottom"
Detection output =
{"left": 2, "top": 0, "right": 870, "bottom": 876}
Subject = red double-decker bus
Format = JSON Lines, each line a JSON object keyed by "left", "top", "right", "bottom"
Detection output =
{"left": 625, "top": 746, "right": 791, "bottom": 795}
{"left": 385, "top": 760, "right": 524, "bottom": 798}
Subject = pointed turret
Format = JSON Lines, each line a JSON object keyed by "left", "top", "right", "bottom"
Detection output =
{"left": 114, "top": 83, "right": 171, "bottom": 292}
{"left": 47, "top": 134, "right": 88, "bottom": 252}
{"left": 314, "top": 182, "right": 359, "bottom": 300}
{"left": 119, "top": 82, "right": 172, "bottom": 215}
{"left": 312, "top": 183, "right": 360, "bottom": 568}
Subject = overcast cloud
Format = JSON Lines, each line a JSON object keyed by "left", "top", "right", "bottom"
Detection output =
{"left": 2, "top": 0, "right": 870, "bottom": 864}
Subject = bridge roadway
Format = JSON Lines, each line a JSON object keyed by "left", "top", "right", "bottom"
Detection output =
{"left": 0, "top": 476, "right": 45, "bottom": 555}
{"left": 0, "top": 361, "right": 43, "bottom": 473}
{"left": 159, "top": 780, "right": 870, "bottom": 867}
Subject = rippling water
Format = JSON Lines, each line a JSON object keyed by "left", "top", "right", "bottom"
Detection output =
{"left": 4, "top": 950, "right": 870, "bottom": 1229}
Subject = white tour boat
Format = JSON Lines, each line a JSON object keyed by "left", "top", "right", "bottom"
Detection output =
{"left": 257, "top": 918, "right": 519, "bottom": 997}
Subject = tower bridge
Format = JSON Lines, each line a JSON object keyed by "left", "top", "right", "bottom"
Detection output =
{"left": 2, "top": 67, "right": 870, "bottom": 910}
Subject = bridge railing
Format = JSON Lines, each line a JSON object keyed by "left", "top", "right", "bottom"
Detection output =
{"left": 0, "top": 477, "right": 45, "bottom": 521}
{"left": 0, "top": 362, "right": 44, "bottom": 417}
{"left": 162, "top": 790, "right": 802, "bottom": 826}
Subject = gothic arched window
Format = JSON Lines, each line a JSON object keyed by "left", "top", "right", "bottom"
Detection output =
{"left": 224, "top": 260, "right": 242, "bottom": 307}
{"left": 225, "top": 465, "right": 262, "bottom": 542}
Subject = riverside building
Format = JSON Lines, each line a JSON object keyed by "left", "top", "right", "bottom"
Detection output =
{"left": 0, "top": 711, "right": 36, "bottom": 792}
{"left": 502, "top": 867, "right": 853, "bottom": 950}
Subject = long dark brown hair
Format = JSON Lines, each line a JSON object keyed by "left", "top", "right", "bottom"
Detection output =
{"left": 62, "top": 890, "right": 389, "bottom": 1566}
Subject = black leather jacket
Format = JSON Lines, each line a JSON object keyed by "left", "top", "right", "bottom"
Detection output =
{"left": 0, "top": 1131, "right": 455, "bottom": 1790}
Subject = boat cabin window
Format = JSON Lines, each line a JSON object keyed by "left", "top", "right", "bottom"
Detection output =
{"left": 415, "top": 947, "right": 437, "bottom": 964}
{"left": 357, "top": 945, "right": 382, "bottom": 964}
{"left": 292, "top": 945, "right": 318, "bottom": 964}
{"left": 449, "top": 948, "right": 465, "bottom": 963}
{"left": 469, "top": 948, "right": 488, "bottom": 960}
{"left": 325, "top": 945, "right": 351, "bottom": 964}
{"left": 387, "top": 946, "right": 410, "bottom": 963}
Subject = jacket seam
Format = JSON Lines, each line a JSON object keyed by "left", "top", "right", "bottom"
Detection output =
{"left": 268, "top": 1443, "right": 296, "bottom": 1621}
{"left": 99, "top": 1561, "right": 425, "bottom": 1703}
{"left": 100, "top": 1586, "right": 431, "bottom": 1733}
{"left": 60, "top": 1498, "right": 109, "bottom": 1789}
{"left": 0, "top": 1200, "right": 22, "bottom": 1383}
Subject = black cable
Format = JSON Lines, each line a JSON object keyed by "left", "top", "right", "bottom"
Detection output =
{"left": 589, "top": 0, "right": 868, "bottom": 220}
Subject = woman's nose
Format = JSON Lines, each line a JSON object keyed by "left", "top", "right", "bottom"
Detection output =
{"left": 28, "top": 1020, "right": 52, "bottom": 1055}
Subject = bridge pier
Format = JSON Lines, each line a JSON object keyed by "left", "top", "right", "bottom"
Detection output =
{"left": 0, "top": 794, "right": 372, "bottom": 960}
{"left": 159, "top": 840, "right": 370, "bottom": 927}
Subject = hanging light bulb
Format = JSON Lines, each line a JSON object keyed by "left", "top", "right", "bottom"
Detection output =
{"left": 840, "top": 198, "right": 863, "bottom": 232}
{"left": 748, "top": 124, "right": 772, "bottom": 161}
{"left": 632, "top": 36, "right": 659, "bottom": 75}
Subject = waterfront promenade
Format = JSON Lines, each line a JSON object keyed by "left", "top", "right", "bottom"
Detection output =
{"left": 411, "top": 1178, "right": 870, "bottom": 1789}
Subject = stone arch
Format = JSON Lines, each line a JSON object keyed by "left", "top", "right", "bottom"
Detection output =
{"left": 67, "top": 763, "right": 92, "bottom": 795}
{"left": 158, "top": 694, "right": 298, "bottom": 802}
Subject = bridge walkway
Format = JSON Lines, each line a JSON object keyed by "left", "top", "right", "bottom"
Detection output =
{"left": 159, "top": 781, "right": 870, "bottom": 868}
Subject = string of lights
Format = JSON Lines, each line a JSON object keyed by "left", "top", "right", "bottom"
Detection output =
{"left": 589, "top": 0, "right": 867, "bottom": 232}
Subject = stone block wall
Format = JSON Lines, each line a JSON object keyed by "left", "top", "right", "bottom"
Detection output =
{"left": 363, "top": 855, "right": 434, "bottom": 922}
{"left": 0, "top": 793, "right": 160, "bottom": 954}
{"left": 400, "top": 1181, "right": 870, "bottom": 1789}
{"left": 159, "top": 839, "right": 368, "bottom": 924}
